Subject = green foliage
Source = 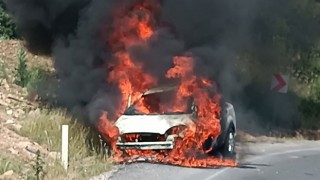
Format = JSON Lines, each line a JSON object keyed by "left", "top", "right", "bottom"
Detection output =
{"left": 298, "top": 98, "right": 320, "bottom": 129}
{"left": 0, "top": 62, "right": 7, "bottom": 79}
{"left": 0, "top": 155, "right": 22, "bottom": 175}
{"left": 245, "top": 0, "right": 320, "bottom": 129}
{"left": 0, "top": 2, "right": 18, "bottom": 39}
{"left": 15, "top": 48, "right": 29, "bottom": 87}
{"left": 14, "top": 47, "right": 49, "bottom": 91}
{"left": 31, "top": 150, "right": 46, "bottom": 180}
{"left": 253, "top": 0, "right": 320, "bottom": 50}
{"left": 26, "top": 67, "right": 48, "bottom": 91}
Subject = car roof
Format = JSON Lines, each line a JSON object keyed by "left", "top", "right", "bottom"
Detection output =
{"left": 142, "top": 84, "right": 178, "bottom": 96}
{"left": 142, "top": 83, "right": 217, "bottom": 96}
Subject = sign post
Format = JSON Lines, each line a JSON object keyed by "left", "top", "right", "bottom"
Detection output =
{"left": 271, "top": 74, "right": 289, "bottom": 93}
{"left": 270, "top": 74, "right": 289, "bottom": 128}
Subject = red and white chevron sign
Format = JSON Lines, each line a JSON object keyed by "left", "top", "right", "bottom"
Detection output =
{"left": 271, "top": 74, "right": 289, "bottom": 93}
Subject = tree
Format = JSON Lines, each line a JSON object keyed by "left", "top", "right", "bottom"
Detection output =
{"left": 0, "top": 0, "right": 18, "bottom": 39}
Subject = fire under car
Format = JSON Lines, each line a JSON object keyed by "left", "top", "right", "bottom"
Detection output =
{"left": 114, "top": 85, "right": 237, "bottom": 157}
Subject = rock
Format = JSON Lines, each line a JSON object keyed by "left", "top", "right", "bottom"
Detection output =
{"left": 1, "top": 170, "right": 14, "bottom": 176}
{"left": 2, "top": 79, "right": 9, "bottom": 90}
{"left": 5, "top": 99, "right": 11, "bottom": 104}
{"left": 16, "top": 109, "right": 25, "bottom": 114}
{"left": 29, "top": 108, "right": 41, "bottom": 115}
{"left": 8, "top": 148, "right": 19, "bottom": 155}
{"left": 48, "top": 152, "right": 61, "bottom": 160}
{"left": 10, "top": 124, "right": 22, "bottom": 132}
{"left": 13, "top": 113, "right": 19, "bottom": 118}
{"left": 17, "top": 141, "right": 32, "bottom": 149}
{"left": 6, "top": 109, "right": 13, "bottom": 115}
{"left": 5, "top": 119, "right": 14, "bottom": 124}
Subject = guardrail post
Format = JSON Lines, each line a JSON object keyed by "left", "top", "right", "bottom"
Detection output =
{"left": 61, "top": 125, "right": 69, "bottom": 171}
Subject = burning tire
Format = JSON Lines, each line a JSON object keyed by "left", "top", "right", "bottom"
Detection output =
{"left": 222, "top": 127, "right": 236, "bottom": 158}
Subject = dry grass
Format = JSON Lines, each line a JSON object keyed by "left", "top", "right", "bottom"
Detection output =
{"left": 19, "top": 109, "right": 114, "bottom": 179}
{"left": 20, "top": 109, "right": 89, "bottom": 157}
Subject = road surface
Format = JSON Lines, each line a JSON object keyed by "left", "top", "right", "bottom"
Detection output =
{"left": 108, "top": 141, "right": 320, "bottom": 180}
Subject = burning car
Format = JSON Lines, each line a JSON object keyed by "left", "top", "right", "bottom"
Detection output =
{"left": 114, "top": 84, "right": 237, "bottom": 157}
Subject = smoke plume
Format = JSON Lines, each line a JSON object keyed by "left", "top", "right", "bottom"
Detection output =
{"left": 5, "top": 0, "right": 296, "bottom": 131}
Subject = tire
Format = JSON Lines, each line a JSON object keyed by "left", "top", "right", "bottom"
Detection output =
{"left": 222, "top": 127, "right": 236, "bottom": 158}
{"left": 203, "top": 136, "right": 215, "bottom": 153}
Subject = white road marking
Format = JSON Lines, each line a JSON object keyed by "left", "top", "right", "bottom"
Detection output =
{"left": 248, "top": 147, "right": 320, "bottom": 162}
{"left": 204, "top": 146, "right": 320, "bottom": 180}
{"left": 289, "top": 156, "right": 299, "bottom": 159}
{"left": 203, "top": 168, "right": 230, "bottom": 180}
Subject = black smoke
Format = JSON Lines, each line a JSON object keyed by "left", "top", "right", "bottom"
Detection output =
{"left": 5, "top": 0, "right": 298, "bottom": 130}
{"left": 5, "top": 0, "right": 120, "bottom": 124}
{"left": 5, "top": 0, "right": 92, "bottom": 55}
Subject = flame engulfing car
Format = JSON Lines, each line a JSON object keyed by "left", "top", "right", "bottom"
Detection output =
{"left": 114, "top": 85, "right": 237, "bottom": 157}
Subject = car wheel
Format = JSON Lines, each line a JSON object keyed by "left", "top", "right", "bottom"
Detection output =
{"left": 222, "top": 127, "right": 236, "bottom": 158}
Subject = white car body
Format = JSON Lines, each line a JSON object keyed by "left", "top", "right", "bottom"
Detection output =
{"left": 115, "top": 114, "right": 193, "bottom": 150}
{"left": 113, "top": 85, "right": 236, "bottom": 151}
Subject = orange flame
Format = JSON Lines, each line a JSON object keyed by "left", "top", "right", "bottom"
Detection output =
{"left": 98, "top": 0, "right": 237, "bottom": 168}
{"left": 138, "top": 15, "right": 153, "bottom": 40}
{"left": 108, "top": 52, "right": 156, "bottom": 114}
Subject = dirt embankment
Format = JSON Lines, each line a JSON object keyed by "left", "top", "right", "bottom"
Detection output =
{"left": 0, "top": 40, "right": 114, "bottom": 179}
{"left": 0, "top": 40, "right": 53, "bottom": 179}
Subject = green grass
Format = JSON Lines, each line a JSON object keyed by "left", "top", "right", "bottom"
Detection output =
{"left": 0, "top": 154, "right": 23, "bottom": 175}
{"left": 19, "top": 109, "right": 114, "bottom": 179}
{"left": 0, "top": 61, "right": 7, "bottom": 80}
{"left": 68, "top": 157, "right": 113, "bottom": 178}
{"left": 25, "top": 67, "right": 49, "bottom": 92}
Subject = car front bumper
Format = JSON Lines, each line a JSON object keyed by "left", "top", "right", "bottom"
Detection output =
{"left": 116, "top": 141, "right": 174, "bottom": 150}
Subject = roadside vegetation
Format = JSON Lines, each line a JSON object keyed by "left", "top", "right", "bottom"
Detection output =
{"left": 10, "top": 47, "right": 114, "bottom": 178}
{"left": 0, "top": 61, "right": 7, "bottom": 79}
{"left": 0, "top": 3, "right": 114, "bottom": 178}
{"left": 14, "top": 47, "right": 53, "bottom": 94}
{"left": 0, "top": 4, "right": 17, "bottom": 39}
{"left": 19, "top": 109, "right": 113, "bottom": 179}
{"left": 233, "top": 0, "right": 320, "bottom": 130}
{"left": 0, "top": 109, "right": 113, "bottom": 179}
{"left": 0, "top": 153, "right": 23, "bottom": 177}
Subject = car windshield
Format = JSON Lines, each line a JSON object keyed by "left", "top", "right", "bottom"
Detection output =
{"left": 124, "top": 90, "right": 193, "bottom": 115}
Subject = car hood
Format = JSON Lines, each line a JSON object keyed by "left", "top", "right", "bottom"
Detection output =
{"left": 115, "top": 114, "right": 193, "bottom": 134}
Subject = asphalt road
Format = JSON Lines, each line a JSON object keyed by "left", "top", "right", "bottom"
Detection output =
{"left": 109, "top": 141, "right": 320, "bottom": 180}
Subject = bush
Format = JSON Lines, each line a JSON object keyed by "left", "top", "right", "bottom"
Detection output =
{"left": 298, "top": 98, "right": 320, "bottom": 129}
{"left": 14, "top": 47, "right": 50, "bottom": 92}
{"left": 26, "top": 67, "right": 49, "bottom": 92}
{"left": 15, "top": 48, "right": 29, "bottom": 87}
{"left": 0, "top": 4, "right": 18, "bottom": 39}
